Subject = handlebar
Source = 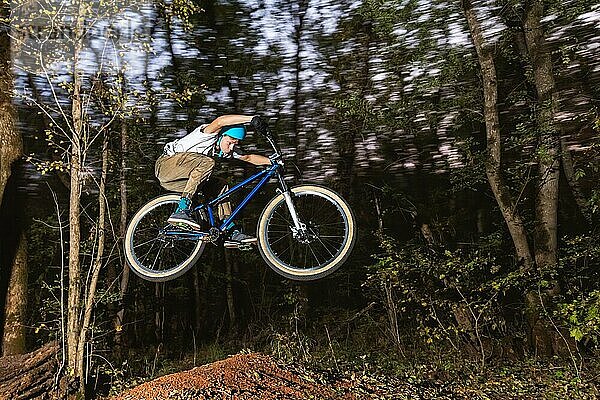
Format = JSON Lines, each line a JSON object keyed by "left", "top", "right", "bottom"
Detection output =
{"left": 250, "top": 116, "right": 282, "bottom": 162}
{"left": 264, "top": 130, "right": 283, "bottom": 162}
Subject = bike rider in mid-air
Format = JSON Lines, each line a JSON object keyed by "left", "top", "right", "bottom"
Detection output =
{"left": 155, "top": 115, "right": 271, "bottom": 246}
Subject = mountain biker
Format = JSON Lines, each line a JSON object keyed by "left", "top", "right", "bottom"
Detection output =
{"left": 155, "top": 115, "right": 270, "bottom": 245}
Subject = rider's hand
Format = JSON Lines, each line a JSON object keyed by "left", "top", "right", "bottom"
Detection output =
{"left": 251, "top": 116, "right": 268, "bottom": 134}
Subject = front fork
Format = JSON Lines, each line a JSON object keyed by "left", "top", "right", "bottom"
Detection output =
{"left": 276, "top": 170, "right": 307, "bottom": 238}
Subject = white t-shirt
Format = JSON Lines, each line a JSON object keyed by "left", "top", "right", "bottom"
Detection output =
{"left": 163, "top": 124, "right": 244, "bottom": 159}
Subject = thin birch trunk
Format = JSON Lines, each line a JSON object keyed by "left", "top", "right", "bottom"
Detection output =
{"left": 67, "top": 139, "right": 82, "bottom": 374}
{"left": 75, "top": 132, "right": 109, "bottom": 389}
{"left": 67, "top": 4, "right": 86, "bottom": 375}
{"left": 115, "top": 119, "right": 129, "bottom": 349}
{"left": 155, "top": 284, "right": 164, "bottom": 343}
{"left": 192, "top": 268, "right": 203, "bottom": 335}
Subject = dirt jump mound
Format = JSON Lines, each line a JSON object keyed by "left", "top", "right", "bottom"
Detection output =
{"left": 112, "top": 353, "right": 354, "bottom": 400}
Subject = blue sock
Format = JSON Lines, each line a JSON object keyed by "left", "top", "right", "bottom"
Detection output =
{"left": 175, "top": 197, "right": 191, "bottom": 213}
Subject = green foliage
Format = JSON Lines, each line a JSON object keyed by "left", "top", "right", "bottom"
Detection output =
{"left": 558, "top": 291, "right": 600, "bottom": 342}
{"left": 333, "top": 95, "right": 372, "bottom": 120}
{"left": 364, "top": 233, "right": 523, "bottom": 352}
{"left": 449, "top": 137, "right": 487, "bottom": 192}
{"left": 589, "top": 190, "right": 600, "bottom": 215}
{"left": 555, "top": 234, "right": 600, "bottom": 344}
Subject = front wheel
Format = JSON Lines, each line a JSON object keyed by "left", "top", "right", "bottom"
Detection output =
{"left": 257, "top": 185, "right": 356, "bottom": 281}
{"left": 124, "top": 194, "right": 206, "bottom": 282}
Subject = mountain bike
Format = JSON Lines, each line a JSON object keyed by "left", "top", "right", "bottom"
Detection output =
{"left": 124, "top": 127, "right": 356, "bottom": 282}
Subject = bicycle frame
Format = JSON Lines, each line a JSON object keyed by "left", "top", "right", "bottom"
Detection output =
{"left": 164, "top": 162, "right": 285, "bottom": 239}
{"left": 202, "top": 163, "right": 282, "bottom": 230}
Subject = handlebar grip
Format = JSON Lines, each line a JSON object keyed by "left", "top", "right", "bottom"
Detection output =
{"left": 250, "top": 116, "right": 269, "bottom": 136}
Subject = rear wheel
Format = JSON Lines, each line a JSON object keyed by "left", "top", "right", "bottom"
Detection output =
{"left": 124, "top": 194, "right": 206, "bottom": 282}
{"left": 257, "top": 185, "right": 356, "bottom": 281}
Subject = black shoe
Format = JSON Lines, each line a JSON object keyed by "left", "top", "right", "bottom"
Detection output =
{"left": 224, "top": 230, "right": 257, "bottom": 246}
{"left": 167, "top": 210, "right": 202, "bottom": 230}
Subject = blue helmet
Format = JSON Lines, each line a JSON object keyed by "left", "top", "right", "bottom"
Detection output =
{"left": 221, "top": 125, "right": 246, "bottom": 140}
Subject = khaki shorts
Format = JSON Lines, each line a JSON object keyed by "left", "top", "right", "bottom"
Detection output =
{"left": 155, "top": 152, "right": 215, "bottom": 196}
{"left": 155, "top": 152, "right": 231, "bottom": 219}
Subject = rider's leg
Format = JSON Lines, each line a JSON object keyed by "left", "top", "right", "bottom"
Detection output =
{"left": 204, "top": 178, "right": 256, "bottom": 244}
{"left": 155, "top": 153, "right": 215, "bottom": 229}
{"left": 216, "top": 183, "right": 232, "bottom": 221}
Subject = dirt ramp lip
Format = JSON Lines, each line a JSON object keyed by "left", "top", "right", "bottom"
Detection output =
{"left": 111, "top": 352, "right": 355, "bottom": 400}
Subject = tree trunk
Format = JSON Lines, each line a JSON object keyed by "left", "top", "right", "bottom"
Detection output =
{"left": 224, "top": 250, "right": 236, "bottom": 332}
{"left": 75, "top": 133, "right": 109, "bottom": 389}
{"left": 115, "top": 119, "right": 129, "bottom": 352}
{"left": 292, "top": 0, "right": 309, "bottom": 171}
{"left": 2, "top": 232, "right": 27, "bottom": 356}
{"left": 192, "top": 268, "right": 203, "bottom": 335}
{"left": 462, "top": 0, "right": 534, "bottom": 270}
{"left": 0, "top": 9, "right": 21, "bottom": 208}
{"left": 154, "top": 284, "right": 164, "bottom": 344}
{"left": 523, "top": 0, "right": 571, "bottom": 356}
{"left": 67, "top": 96, "right": 83, "bottom": 378}
{"left": 524, "top": 0, "right": 560, "bottom": 271}
{"left": 335, "top": 20, "right": 371, "bottom": 198}
{"left": 67, "top": 8, "right": 85, "bottom": 378}
{"left": 560, "top": 136, "right": 590, "bottom": 223}
{"left": 0, "top": 21, "right": 26, "bottom": 357}
{"left": 0, "top": 342, "right": 62, "bottom": 399}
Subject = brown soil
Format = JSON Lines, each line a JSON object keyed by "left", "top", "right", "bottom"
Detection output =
{"left": 111, "top": 353, "right": 358, "bottom": 400}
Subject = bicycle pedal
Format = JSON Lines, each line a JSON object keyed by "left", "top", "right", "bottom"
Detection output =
{"left": 172, "top": 223, "right": 202, "bottom": 232}
{"left": 238, "top": 244, "right": 253, "bottom": 251}
{"left": 224, "top": 241, "right": 254, "bottom": 251}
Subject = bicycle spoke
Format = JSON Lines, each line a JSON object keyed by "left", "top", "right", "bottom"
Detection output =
{"left": 268, "top": 222, "right": 291, "bottom": 226}
{"left": 302, "top": 244, "right": 307, "bottom": 268}
{"left": 269, "top": 232, "right": 292, "bottom": 246}
{"left": 273, "top": 210, "right": 292, "bottom": 223}
{"left": 150, "top": 242, "right": 165, "bottom": 271}
{"left": 276, "top": 241, "right": 294, "bottom": 258}
{"left": 134, "top": 237, "right": 160, "bottom": 249}
{"left": 141, "top": 239, "right": 159, "bottom": 264}
{"left": 134, "top": 226, "right": 163, "bottom": 234}
{"left": 314, "top": 235, "right": 336, "bottom": 258}
{"left": 312, "top": 244, "right": 325, "bottom": 267}
{"left": 172, "top": 246, "right": 193, "bottom": 260}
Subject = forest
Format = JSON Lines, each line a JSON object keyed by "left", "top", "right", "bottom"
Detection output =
{"left": 0, "top": 0, "right": 599, "bottom": 398}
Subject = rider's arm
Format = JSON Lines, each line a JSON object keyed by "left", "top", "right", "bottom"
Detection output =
{"left": 204, "top": 115, "right": 255, "bottom": 134}
{"left": 238, "top": 154, "right": 271, "bottom": 165}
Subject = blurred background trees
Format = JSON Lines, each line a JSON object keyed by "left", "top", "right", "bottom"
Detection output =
{"left": 0, "top": 0, "right": 599, "bottom": 396}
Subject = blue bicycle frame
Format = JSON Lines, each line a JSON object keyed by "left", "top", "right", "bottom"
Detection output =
{"left": 165, "top": 162, "right": 283, "bottom": 239}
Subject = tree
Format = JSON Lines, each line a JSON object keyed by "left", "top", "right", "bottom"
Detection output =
{"left": 9, "top": 0, "right": 156, "bottom": 391}
{"left": 461, "top": 0, "right": 534, "bottom": 270}
{"left": 523, "top": 0, "right": 560, "bottom": 272}
{"left": 330, "top": 4, "right": 375, "bottom": 197}
{"left": 291, "top": 0, "right": 309, "bottom": 170}
{"left": 0, "top": 0, "right": 27, "bottom": 357}
{"left": 0, "top": 2, "right": 21, "bottom": 208}
{"left": 461, "top": 0, "right": 584, "bottom": 355}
